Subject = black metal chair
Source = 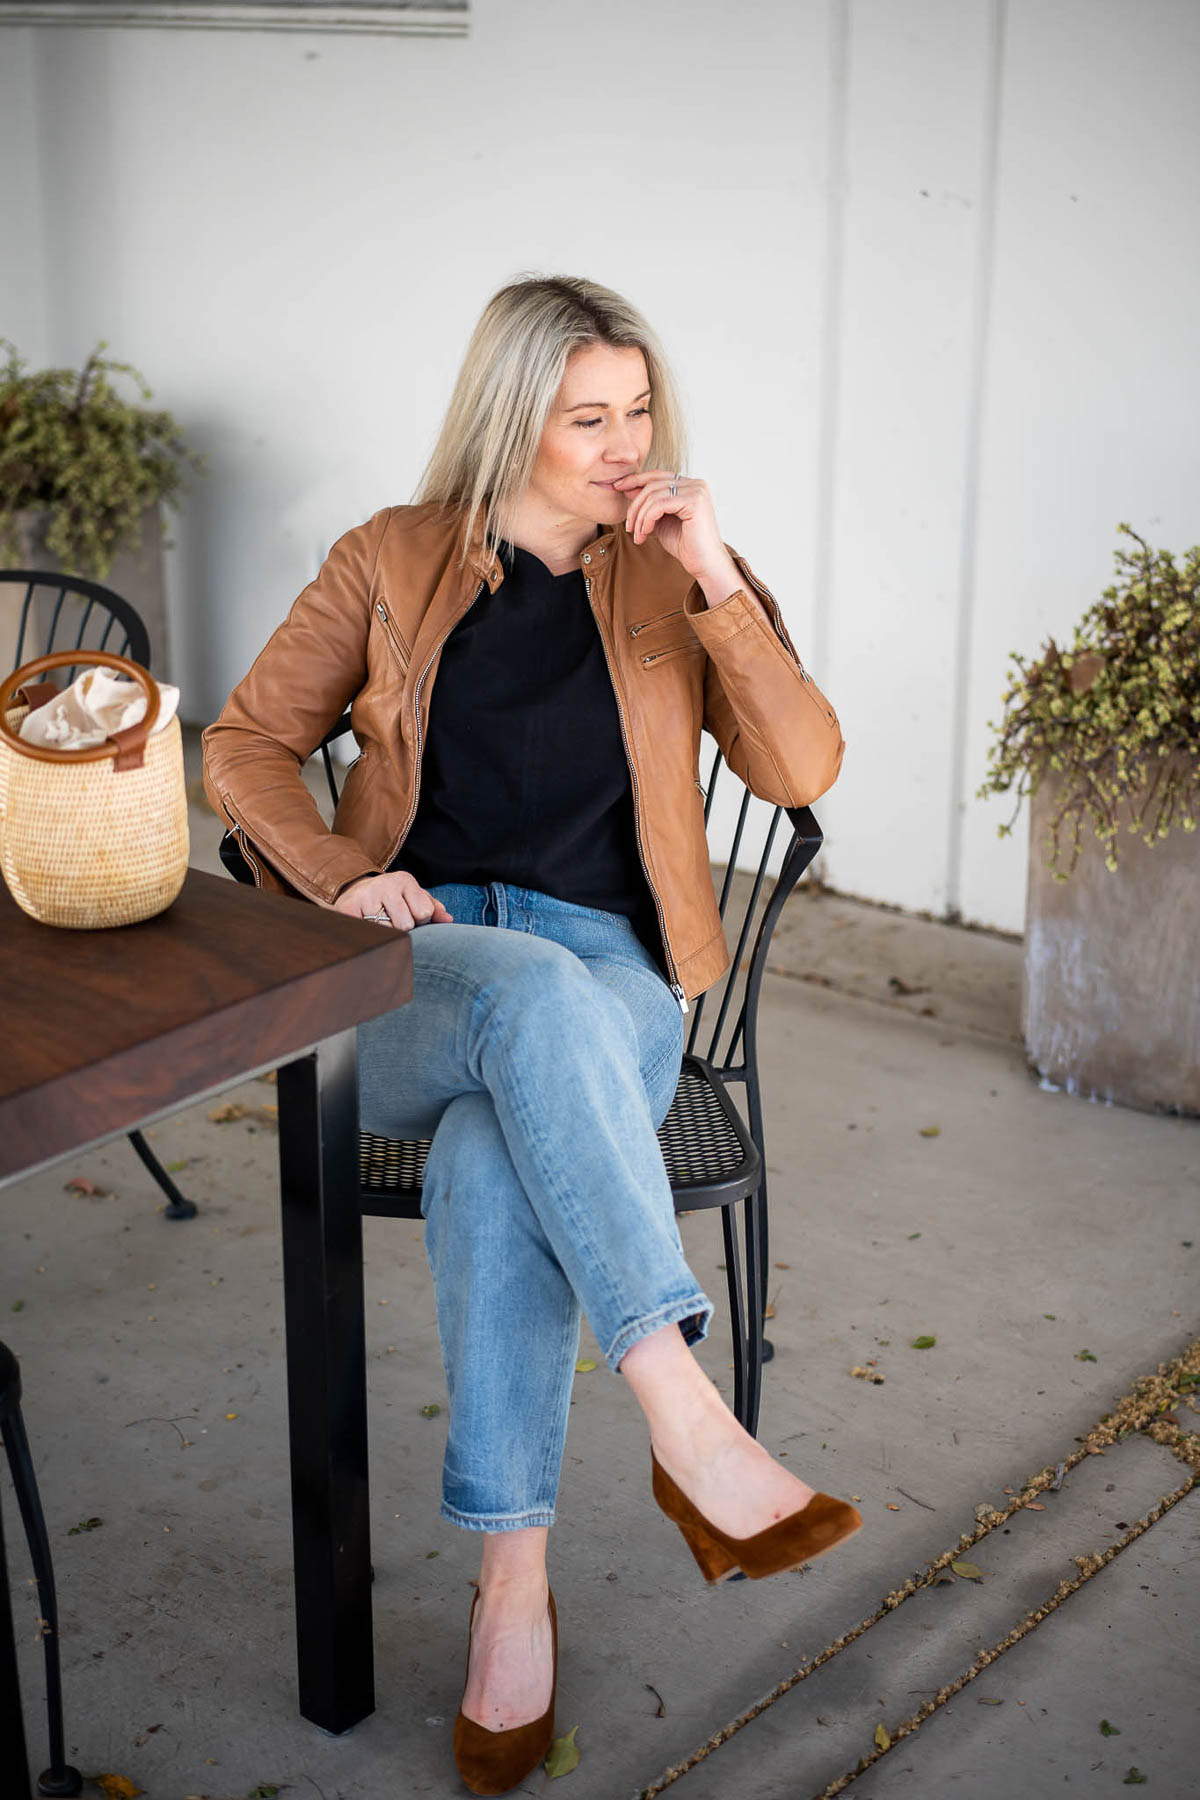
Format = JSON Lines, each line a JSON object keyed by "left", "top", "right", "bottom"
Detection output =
{"left": 227, "top": 718, "right": 823, "bottom": 1435}
{"left": 0, "top": 571, "right": 196, "bottom": 1223}
{"left": 0, "top": 1341, "right": 83, "bottom": 1798}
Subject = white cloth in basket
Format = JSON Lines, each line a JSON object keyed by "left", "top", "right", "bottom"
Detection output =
{"left": 18, "top": 668, "right": 181, "bottom": 750}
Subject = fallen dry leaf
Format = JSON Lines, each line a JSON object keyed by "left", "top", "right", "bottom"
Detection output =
{"left": 89, "top": 1776, "right": 145, "bottom": 1800}
{"left": 874, "top": 1721, "right": 891, "bottom": 1749}
{"left": 850, "top": 1365, "right": 886, "bottom": 1385}
{"left": 207, "top": 1101, "right": 278, "bottom": 1127}
{"left": 574, "top": 1359, "right": 597, "bottom": 1374}
{"left": 951, "top": 1560, "right": 983, "bottom": 1580}
{"left": 545, "top": 1724, "right": 580, "bottom": 1778}
{"left": 64, "top": 1177, "right": 106, "bottom": 1196}
{"left": 918, "top": 1125, "right": 941, "bottom": 1138}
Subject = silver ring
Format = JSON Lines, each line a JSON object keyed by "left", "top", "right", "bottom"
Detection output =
{"left": 363, "top": 909, "right": 390, "bottom": 924}
{"left": 669, "top": 472, "right": 680, "bottom": 497}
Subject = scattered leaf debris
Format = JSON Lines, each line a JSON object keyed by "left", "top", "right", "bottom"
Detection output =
{"left": 420, "top": 1403, "right": 441, "bottom": 1418}
{"left": 911, "top": 1335, "right": 936, "bottom": 1350}
{"left": 951, "top": 1561, "right": 983, "bottom": 1581}
{"left": 574, "top": 1358, "right": 598, "bottom": 1374}
{"left": 68, "top": 1517, "right": 103, "bottom": 1536}
{"left": 1100, "top": 1719, "right": 1122, "bottom": 1736}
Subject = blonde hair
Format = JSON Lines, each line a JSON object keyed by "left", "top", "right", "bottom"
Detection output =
{"left": 417, "top": 274, "right": 687, "bottom": 561}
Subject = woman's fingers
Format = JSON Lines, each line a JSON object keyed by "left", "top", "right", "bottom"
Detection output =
{"left": 628, "top": 479, "right": 687, "bottom": 545}
{"left": 332, "top": 872, "right": 453, "bottom": 930}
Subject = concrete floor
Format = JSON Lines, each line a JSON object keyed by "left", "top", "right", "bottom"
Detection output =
{"left": 3, "top": 747, "right": 1198, "bottom": 1800}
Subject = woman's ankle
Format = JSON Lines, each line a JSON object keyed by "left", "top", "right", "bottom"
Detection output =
{"left": 475, "top": 1524, "right": 550, "bottom": 1613}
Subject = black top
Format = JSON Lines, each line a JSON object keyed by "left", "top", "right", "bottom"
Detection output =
{"left": 395, "top": 543, "right": 663, "bottom": 961}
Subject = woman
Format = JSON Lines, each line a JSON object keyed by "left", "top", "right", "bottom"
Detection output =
{"left": 203, "top": 274, "right": 859, "bottom": 1796}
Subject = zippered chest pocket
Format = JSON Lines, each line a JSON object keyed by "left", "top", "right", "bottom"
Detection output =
{"left": 372, "top": 600, "right": 412, "bottom": 669}
{"left": 627, "top": 607, "right": 703, "bottom": 670}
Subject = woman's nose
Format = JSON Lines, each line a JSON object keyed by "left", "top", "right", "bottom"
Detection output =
{"left": 603, "top": 428, "right": 639, "bottom": 464}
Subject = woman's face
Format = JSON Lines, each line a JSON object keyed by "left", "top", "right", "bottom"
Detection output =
{"left": 525, "top": 342, "right": 655, "bottom": 530}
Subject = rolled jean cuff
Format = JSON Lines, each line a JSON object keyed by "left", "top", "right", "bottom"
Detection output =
{"left": 603, "top": 1292, "right": 714, "bottom": 1373}
{"left": 441, "top": 1500, "right": 558, "bottom": 1533}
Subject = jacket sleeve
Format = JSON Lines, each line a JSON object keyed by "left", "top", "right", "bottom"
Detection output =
{"left": 683, "top": 550, "right": 845, "bottom": 808}
{"left": 201, "top": 510, "right": 391, "bottom": 904}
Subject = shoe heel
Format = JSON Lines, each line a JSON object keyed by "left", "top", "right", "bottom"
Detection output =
{"left": 675, "top": 1518, "right": 741, "bottom": 1583}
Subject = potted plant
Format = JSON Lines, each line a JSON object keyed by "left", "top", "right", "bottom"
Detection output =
{"left": 0, "top": 339, "right": 201, "bottom": 675}
{"left": 980, "top": 525, "right": 1200, "bottom": 1115}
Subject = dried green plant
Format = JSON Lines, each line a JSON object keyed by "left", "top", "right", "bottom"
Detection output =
{"left": 0, "top": 339, "right": 203, "bottom": 580}
{"left": 980, "top": 526, "right": 1200, "bottom": 876}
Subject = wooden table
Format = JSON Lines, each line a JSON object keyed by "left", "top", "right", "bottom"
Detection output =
{"left": 0, "top": 869, "right": 413, "bottom": 1765}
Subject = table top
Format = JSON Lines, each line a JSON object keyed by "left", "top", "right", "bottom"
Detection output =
{"left": 0, "top": 867, "right": 413, "bottom": 1183}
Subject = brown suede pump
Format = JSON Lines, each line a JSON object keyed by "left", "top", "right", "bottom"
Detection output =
{"left": 453, "top": 1587, "right": 558, "bottom": 1797}
{"left": 652, "top": 1453, "right": 862, "bottom": 1582}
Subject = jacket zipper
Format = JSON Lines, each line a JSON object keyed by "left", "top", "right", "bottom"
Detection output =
{"left": 641, "top": 644, "right": 703, "bottom": 668}
{"left": 586, "top": 575, "right": 689, "bottom": 1014}
{"left": 381, "top": 580, "right": 487, "bottom": 872}
{"left": 628, "top": 606, "right": 684, "bottom": 638}
{"left": 375, "top": 601, "right": 411, "bottom": 665}
{"left": 234, "top": 823, "right": 263, "bottom": 885}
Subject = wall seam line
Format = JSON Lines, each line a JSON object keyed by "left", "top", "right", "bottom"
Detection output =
{"left": 810, "top": 0, "right": 850, "bottom": 694}
{"left": 945, "top": 0, "right": 1007, "bottom": 921}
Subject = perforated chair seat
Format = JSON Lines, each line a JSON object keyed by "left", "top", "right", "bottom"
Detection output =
{"left": 358, "top": 1054, "right": 759, "bottom": 1222}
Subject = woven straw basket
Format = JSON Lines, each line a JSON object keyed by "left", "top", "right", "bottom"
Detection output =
{"left": 0, "top": 649, "right": 189, "bottom": 929}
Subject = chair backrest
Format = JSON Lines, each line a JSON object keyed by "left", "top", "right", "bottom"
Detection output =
{"left": 312, "top": 717, "right": 822, "bottom": 1099}
{"left": 686, "top": 743, "right": 822, "bottom": 1088}
{"left": 0, "top": 570, "right": 151, "bottom": 677}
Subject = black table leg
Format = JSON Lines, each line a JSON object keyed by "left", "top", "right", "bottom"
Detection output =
{"left": 277, "top": 1029, "right": 374, "bottom": 1735}
{"left": 0, "top": 1488, "right": 34, "bottom": 1798}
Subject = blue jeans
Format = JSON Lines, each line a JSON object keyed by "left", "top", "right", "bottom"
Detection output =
{"left": 358, "top": 882, "right": 713, "bottom": 1531}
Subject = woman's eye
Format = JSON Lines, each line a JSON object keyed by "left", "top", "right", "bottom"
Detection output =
{"left": 630, "top": 407, "right": 651, "bottom": 419}
{"left": 575, "top": 417, "right": 603, "bottom": 429}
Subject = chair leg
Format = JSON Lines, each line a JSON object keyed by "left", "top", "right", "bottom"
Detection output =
{"left": 0, "top": 1484, "right": 35, "bottom": 1800}
{"left": 742, "top": 1190, "right": 766, "bottom": 1439}
{"left": 720, "top": 1205, "right": 751, "bottom": 1432}
{"left": 0, "top": 1412, "right": 82, "bottom": 1797}
{"left": 126, "top": 1131, "right": 197, "bottom": 1221}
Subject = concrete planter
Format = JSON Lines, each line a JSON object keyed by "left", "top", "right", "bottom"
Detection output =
{"left": 1022, "top": 764, "right": 1200, "bottom": 1115}
{"left": 2, "top": 504, "right": 169, "bottom": 676}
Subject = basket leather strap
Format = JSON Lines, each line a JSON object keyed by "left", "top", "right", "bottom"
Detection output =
{"left": 14, "top": 681, "right": 61, "bottom": 712}
{"left": 106, "top": 723, "right": 149, "bottom": 772}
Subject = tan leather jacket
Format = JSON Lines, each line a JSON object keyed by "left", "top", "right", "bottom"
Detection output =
{"left": 201, "top": 503, "right": 844, "bottom": 1003}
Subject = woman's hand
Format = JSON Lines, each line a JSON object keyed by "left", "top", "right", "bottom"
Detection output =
{"left": 332, "top": 871, "right": 454, "bottom": 932}
{"left": 613, "top": 470, "right": 744, "bottom": 608}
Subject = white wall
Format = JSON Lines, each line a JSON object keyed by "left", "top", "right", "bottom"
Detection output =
{"left": 4, "top": 0, "right": 1199, "bottom": 932}
{"left": 1, "top": 28, "right": 50, "bottom": 362}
